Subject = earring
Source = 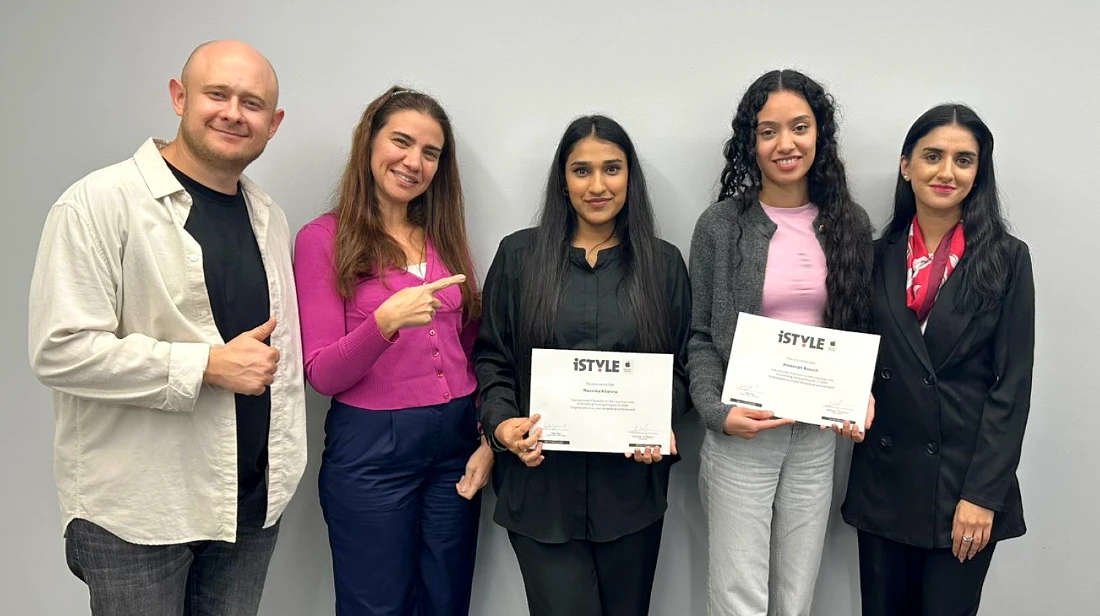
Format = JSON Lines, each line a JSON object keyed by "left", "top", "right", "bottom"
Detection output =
{"left": 903, "top": 175, "right": 910, "bottom": 181}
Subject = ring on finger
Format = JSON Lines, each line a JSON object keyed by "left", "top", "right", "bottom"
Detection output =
{"left": 962, "top": 535, "right": 974, "bottom": 542}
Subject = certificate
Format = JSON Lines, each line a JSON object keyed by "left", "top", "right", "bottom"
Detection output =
{"left": 720, "top": 313, "right": 880, "bottom": 427}
{"left": 529, "top": 348, "right": 673, "bottom": 453}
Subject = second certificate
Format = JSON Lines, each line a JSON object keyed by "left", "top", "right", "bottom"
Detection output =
{"left": 530, "top": 348, "right": 673, "bottom": 453}
{"left": 720, "top": 313, "right": 880, "bottom": 426}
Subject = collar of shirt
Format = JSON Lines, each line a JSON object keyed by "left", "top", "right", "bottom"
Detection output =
{"left": 136, "top": 138, "right": 274, "bottom": 208}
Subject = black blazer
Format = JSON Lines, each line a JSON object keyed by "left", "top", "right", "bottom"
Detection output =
{"left": 842, "top": 230, "right": 1035, "bottom": 549}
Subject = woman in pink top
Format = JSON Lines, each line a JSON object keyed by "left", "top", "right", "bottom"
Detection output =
{"left": 686, "top": 69, "right": 875, "bottom": 616}
{"left": 294, "top": 86, "right": 492, "bottom": 616}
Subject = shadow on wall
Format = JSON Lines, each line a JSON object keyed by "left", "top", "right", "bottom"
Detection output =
{"left": 258, "top": 389, "right": 333, "bottom": 615}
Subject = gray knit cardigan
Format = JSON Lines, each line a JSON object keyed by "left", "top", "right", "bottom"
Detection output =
{"left": 686, "top": 197, "right": 873, "bottom": 433}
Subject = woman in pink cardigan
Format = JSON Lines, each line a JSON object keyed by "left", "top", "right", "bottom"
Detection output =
{"left": 293, "top": 86, "right": 492, "bottom": 616}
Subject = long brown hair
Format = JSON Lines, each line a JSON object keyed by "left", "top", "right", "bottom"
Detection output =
{"left": 332, "top": 85, "right": 480, "bottom": 319}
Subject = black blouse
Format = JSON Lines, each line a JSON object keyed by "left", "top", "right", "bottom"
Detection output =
{"left": 474, "top": 228, "right": 692, "bottom": 543}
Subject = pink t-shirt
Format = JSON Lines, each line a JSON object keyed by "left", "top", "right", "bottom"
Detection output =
{"left": 293, "top": 213, "right": 477, "bottom": 410}
{"left": 760, "top": 202, "right": 827, "bottom": 327}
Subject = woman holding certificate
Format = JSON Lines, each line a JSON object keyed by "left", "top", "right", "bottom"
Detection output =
{"left": 294, "top": 87, "right": 492, "bottom": 615}
{"left": 686, "top": 69, "right": 874, "bottom": 616}
{"left": 474, "top": 115, "right": 692, "bottom": 615}
{"left": 842, "top": 104, "right": 1035, "bottom": 616}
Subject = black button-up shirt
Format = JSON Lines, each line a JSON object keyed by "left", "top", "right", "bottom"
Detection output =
{"left": 474, "top": 228, "right": 691, "bottom": 543}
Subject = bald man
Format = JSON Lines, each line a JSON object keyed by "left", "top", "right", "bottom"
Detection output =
{"left": 28, "top": 40, "right": 306, "bottom": 616}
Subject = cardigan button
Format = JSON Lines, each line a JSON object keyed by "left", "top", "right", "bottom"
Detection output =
{"left": 879, "top": 436, "right": 893, "bottom": 449}
{"left": 926, "top": 441, "right": 940, "bottom": 455}
{"left": 924, "top": 374, "right": 936, "bottom": 386}
{"left": 880, "top": 368, "right": 892, "bottom": 380}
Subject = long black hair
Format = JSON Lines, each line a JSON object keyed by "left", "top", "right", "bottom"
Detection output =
{"left": 717, "top": 69, "right": 871, "bottom": 332}
{"left": 886, "top": 103, "right": 1009, "bottom": 313}
{"left": 519, "top": 115, "right": 671, "bottom": 353}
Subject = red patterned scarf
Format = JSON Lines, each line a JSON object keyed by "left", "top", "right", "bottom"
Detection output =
{"left": 906, "top": 216, "right": 965, "bottom": 323}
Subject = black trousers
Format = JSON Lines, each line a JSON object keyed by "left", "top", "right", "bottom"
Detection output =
{"left": 508, "top": 519, "right": 664, "bottom": 616}
{"left": 858, "top": 530, "right": 997, "bottom": 616}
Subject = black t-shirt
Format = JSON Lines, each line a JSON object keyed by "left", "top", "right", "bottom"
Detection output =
{"left": 166, "top": 160, "right": 271, "bottom": 530}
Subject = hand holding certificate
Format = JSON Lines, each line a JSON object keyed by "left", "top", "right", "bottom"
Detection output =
{"left": 495, "top": 414, "right": 546, "bottom": 467}
{"left": 721, "top": 313, "right": 880, "bottom": 428}
{"left": 529, "top": 349, "right": 673, "bottom": 454}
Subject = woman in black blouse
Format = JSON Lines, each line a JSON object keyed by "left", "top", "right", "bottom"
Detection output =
{"left": 474, "top": 115, "right": 691, "bottom": 616}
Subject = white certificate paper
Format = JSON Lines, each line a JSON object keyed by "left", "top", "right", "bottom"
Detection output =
{"left": 721, "top": 313, "right": 880, "bottom": 427}
{"left": 529, "top": 349, "right": 673, "bottom": 453}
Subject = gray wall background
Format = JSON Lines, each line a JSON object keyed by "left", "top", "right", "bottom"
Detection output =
{"left": 3, "top": 1, "right": 1097, "bottom": 614}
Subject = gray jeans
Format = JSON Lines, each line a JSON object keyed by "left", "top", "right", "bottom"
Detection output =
{"left": 65, "top": 518, "right": 279, "bottom": 616}
{"left": 700, "top": 423, "right": 835, "bottom": 616}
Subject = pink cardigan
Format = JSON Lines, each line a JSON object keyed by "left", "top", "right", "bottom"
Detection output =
{"left": 293, "top": 213, "right": 477, "bottom": 410}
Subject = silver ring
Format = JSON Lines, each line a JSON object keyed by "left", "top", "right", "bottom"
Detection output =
{"left": 962, "top": 535, "right": 974, "bottom": 542}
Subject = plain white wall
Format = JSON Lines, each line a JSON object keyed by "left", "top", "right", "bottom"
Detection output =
{"left": 3, "top": 1, "right": 1098, "bottom": 614}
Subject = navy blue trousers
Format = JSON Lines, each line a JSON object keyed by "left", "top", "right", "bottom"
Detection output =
{"left": 319, "top": 397, "right": 482, "bottom": 616}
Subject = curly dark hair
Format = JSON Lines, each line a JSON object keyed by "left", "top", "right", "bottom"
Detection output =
{"left": 886, "top": 103, "right": 1009, "bottom": 313}
{"left": 717, "top": 69, "right": 872, "bottom": 332}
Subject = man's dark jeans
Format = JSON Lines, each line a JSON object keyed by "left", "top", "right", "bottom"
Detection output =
{"left": 65, "top": 518, "right": 279, "bottom": 616}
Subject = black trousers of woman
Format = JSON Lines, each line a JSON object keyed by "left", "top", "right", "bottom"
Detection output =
{"left": 508, "top": 519, "right": 664, "bottom": 616}
{"left": 858, "top": 530, "right": 997, "bottom": 616}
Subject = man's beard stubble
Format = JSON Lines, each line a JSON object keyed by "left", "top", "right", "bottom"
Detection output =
{"left": 180, "top": 121, "right": 266, "bottom": 177}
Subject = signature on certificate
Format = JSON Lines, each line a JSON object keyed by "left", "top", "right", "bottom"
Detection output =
{"left": 735, "top": 383, "right": 761, "bottom": 400}
{"left": 541, "top": 421, "right": 568, "bottom": 435}
{"left": 538, "top": 421, "right": 572, "bottom": 445}
{"left": 822, "top": 400, "right": 854, "bottom": 413}
{"left": 626, "top": 423, "right": 659, "bottom": 441}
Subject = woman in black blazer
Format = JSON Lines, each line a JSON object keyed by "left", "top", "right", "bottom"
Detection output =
{"left": 842, "top": 103, "right": 1035, "bottom": 616}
